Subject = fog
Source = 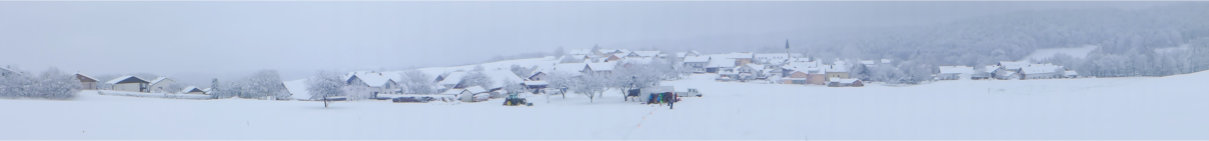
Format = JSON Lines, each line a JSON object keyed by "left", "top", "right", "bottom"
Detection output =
{"left": 0, "top": 1, "right": 1166, "bottom": 85}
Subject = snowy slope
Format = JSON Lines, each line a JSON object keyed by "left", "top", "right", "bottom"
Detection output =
{"left": 1, "top": 71, "right": 1208, "bottom": 139}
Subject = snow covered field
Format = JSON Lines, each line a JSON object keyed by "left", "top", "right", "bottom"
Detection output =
{"left": 2, "top": 71, "right": 1208, "bottom": 140}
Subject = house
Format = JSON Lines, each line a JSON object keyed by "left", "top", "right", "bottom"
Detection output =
{"left": 734, "top": 64, "right": 764, "bottom": 81}
{"left": 179, "top": 86, "right": 205, "bottom": 94}
{"left": 827, "top": 78, "right": 864, "bottom": 87}
{"left": 522, "top": 81, "right": 548, "bottom": 94}
{"left": 587, "top": 62, "right": 617, "bottom": 74}
{"left": 994, "top": 68, "right": 1022, "bottom": 80}
{"left": 936, "top": 66, "right": 975, "bottom": 80}
{"left": 282, "top": 79, "right": 312, "bottom": 100}
{"left": 998, "top": 61, "right": 1031, "bottom": 72}
{"left": 482, "top": 70, "right": 525, "bottom": 90}
{"left": 436, "top": 71, "right": 468, "bottom": 89}
{"left": 442, "top": 86, "right": 488, "bottom": 102}
{"left": 1064, "top": 70, "right": 1080, "bottom": 78}
{"left": 75, "top": 73, "right": 98, "bottom": 90}
{"left": 346, "top": 72, "right": 402, "bottom": 98}
{"left": 107, "top": 76, "right": 149, "bottom": 92}
{"left": 0, "top": 66, "right": 18, "bottom": 77}
{"left": 148, "top": 77, "right": 175, "bottom": 93}
{"left": 782, "top": 71, "right": 809, "bottom": 84}
{"left": 806, "top": 69, "right": 828, "bottom": 85}
{"left": 824, "top": 64, "right": 850, "bottom": 79}
{"left": 605, "top": 54, "right": 625, "bottom": 62}
{"left": 682, "top": 56, "right": 710, "bottom": 73}
{"left": 705, "top": 58, "right": 737, "bottom": 73}
{"left": 713, "top": 52, "right": 754, "bottom": 66}
{"left": 526, "top": 71, "right": 546, "bottom": 81}
{"left": 971, "top": 66, "right": 996, "bottom": 80}
{"left": 1020, "top": 64, "right": 1064, "bottom": 80}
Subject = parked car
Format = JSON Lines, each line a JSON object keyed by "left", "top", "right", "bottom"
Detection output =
{"left": 677, "top": 88, "right": 703, "bottom": 97}
{"left": 392, "top": 97, "right": 431, "bottom": 103}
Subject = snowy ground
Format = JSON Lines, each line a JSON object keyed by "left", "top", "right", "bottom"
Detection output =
{"left": 2, "top": 71, "right": 1208, "bottom": 140}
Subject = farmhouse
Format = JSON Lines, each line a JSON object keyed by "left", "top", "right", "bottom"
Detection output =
{"left": 107, "top": 76, "right": 149, "bottom": 92}
{"left": 1020, "top": 64, "right": 1065, "bottom": 80}
{"left": 148, "top": 77, "right": 175, "bottom": 93}
{"left": 682, "top": 56, "right": 710, "bottom": 73}
{"left": 936, "top": 66, "right": 975, "bottom": 80}
{"left": 75, "top": 73, "right": 98, "bottom": 90}
{"left": 346, "top": 72, "right": 401, "bottom": 98}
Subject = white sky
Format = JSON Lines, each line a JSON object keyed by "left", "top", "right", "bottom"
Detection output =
{"left": 0, "top": 1, "right": 1164, "bottom": 84}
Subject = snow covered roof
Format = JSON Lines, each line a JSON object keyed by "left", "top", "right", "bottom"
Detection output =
{"left": 683, "top": 56, "right": 710, "bottom": 63}
{"left": 1021, "top": 64, "right": 1064, "bottom": 74}
{"left": 465, "top": 86, "right": 487, "bottom": 94}
{"left": 707, "top": 58, "right": 737, "bottom": 68}
{"left": 283, "top": 79, "right": 311, "bottom": 100}
{"left": 347, "top": 72, "right": 399, "bottom": 87}
{"left": 483, "top": 70, "right": 524, "bottom": 89}
{"left": 999, "top": 61, "right": 1031, "bottom": 70}
{"left": 552, "top": 63, "right": 587, "bottom": 75}
{"left": 149, "top": 77, "right": 170, "bottom": 85}
{"left": 1064, "top": 70, "right": 1079, "bottom": 76}
{"left": 741, "top": 63, "right": 766, "bottom": 70}
{"left": 523, "top": 81, "right": 548, "bottom": 86}
{"left": 106, "top": 76, "right": 148, "bottom": 84}
{"left": 881, "top": 59, "right": 893, "bottom": 64}
{"left": 75, "top": 73, "right": 97, "bottom": 82}
{"left": 587, "top": 62, "right": 617, "bottom": 71}
{"left": 631, "top": 51, "right": 661, "bottom": 57}
{"left": 984, "top": 65, "right": 1000, "bottom": 73}
{"left": 938, "top": 66, "right": 975, "bottom": 74}
{"left": 438, "top": 71, "right": 468, "bottom": 86}
{"left": 179, "top": 86, "right": 203, "bottom": 94}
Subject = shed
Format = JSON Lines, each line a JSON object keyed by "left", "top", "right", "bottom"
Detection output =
{"left": 75, "top": 73, "right": 98, "bottom": 90}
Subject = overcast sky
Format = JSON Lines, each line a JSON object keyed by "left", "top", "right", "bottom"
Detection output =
{"left": 0, "top": 1, "right": 1167, "bottom": 84}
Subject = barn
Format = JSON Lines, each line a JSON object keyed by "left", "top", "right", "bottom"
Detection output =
{"left": 107, "top": 76, "right": 149, "bottom": 92}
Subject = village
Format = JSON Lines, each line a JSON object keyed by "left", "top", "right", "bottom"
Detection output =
{"left": 1, "top": 43, "right": 1082, "bottom": 104}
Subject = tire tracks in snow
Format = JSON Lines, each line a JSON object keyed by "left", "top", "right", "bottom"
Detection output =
{"left": 623, "top": 105, "right": 662, "bottom": 139}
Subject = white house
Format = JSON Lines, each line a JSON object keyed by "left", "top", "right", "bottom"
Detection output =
{"left": 1021, "top": 64, "right": 1065, "bottom": 80}
{"left": 75, "top": 73, "right": 98, "bottom": 90}
{"left": 442, "top": 86, "right": 488, "bottom": 102}
{"left": 107, "top": 76, "right": 149, "bottom": 92}
{"left": 682, "top": 56, "right": 710, "bottom": 73}
{"left": 346, "top": 72, "right": 401, "bottom": 98}
{"left": 148, "top": 77, "right": 175, "bottom": 93}
{"left": 936, "top": 66, "right": 975, "bottom": 80}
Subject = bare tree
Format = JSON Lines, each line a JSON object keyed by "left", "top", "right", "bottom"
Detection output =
{"left": 308, "top": 70, "right": 346, "bottom": 108}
